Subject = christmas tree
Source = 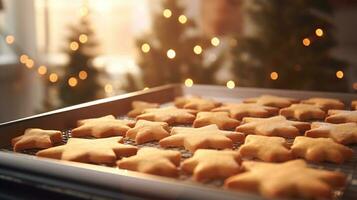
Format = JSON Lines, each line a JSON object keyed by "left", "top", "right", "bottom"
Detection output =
{"left": 232, "top": 0, "right": 348, "bottom": 92}
{"left": 136, "top": 0, "right": 222, "bottom": 88}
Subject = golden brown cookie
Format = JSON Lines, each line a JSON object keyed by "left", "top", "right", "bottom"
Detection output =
{"left": 159, "top": 124, "right": 244, "bottom": 152}
{"left": 352, "top": 100, "right": 357, "bottom": 110}
{"left": 325, "top": 110, "right": 357, "bottom": 123}
{"left": 117, "top": 147, "right": 181, "bottom": 177}
{"left": 193, "top": 112, "right": 240, "bottom": 130}
{"left": 181, "top": 149, "right": 241, "bottom": 182}
{"left": 212, "top": 103, "right": 278, "bottom": 120}
{"left": 301, "top": 97, "right": 345, "bottom": 111}
{"left": 279, "top": 104, "right": 326, "bottom": 121}
{"left": 236, "top": 116, "right": 310, "bottom": 138}
{"left": 127, "top": 101, "right": 159, "bottom": 118}
{"left": 306, "top": 122, "right": 357, "bottom": 145}
{"left": 291, "top": 136, "right": 353, "bottom": 164}
{"left": 72, "top": 115, "right": 135, "bottom": 138}
{"left": 174, "top": 96, "right": 221, "bottom": 111}
{"left": 224, "top": 159, "right": 346, "bottom": 199}
{"left": 36, "top": 137, "right": 137, "bottom": 164}
{"left": 239, "top": 135, "right": 292, "bottom": 162}
{"left": 243, "top": 95, "right": 298, "bottom": 108}
{"left": 136, "top": 107, "right": 197, "bottom": 125}
{"left": 126, "top": 120, "right": 170, "bottom": 144}
{"left": 11, "top": 128, "right": 62, "bottom": 152}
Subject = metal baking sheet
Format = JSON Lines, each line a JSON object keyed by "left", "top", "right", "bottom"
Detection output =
{"left": 0, "top": 84, "right": 356, "bottom": 200}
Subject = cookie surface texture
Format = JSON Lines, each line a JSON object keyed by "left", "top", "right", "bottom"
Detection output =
{"left": 212, "top": 103, "right": 278, "bottom": 120}
{"left": 279, "top": 104, "right": 326, "bottom": 121}
{"left": 174, "top": 96, "right": 221, "bottom": 111}
{"left": 127, "top": 101, "right": 159, "bottom": 118}
{"left": 126, "top": 120, "right": 170, "bottom": 144}
{"left": 136, "top": 107, "right": 197, "bottom": 125}
{"left": 193, "top": 111, "right": 240, "bottom": 130}
{"left": 325, "top": 110, "right": 357, "bottom": 123}
{"left": 243, "top": 95, "right": 298, "bottom": 108}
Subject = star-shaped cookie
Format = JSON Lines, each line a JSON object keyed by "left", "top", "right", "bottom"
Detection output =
{"left": 136, "top": 107, "right": 197, "bottom": 125}
{"left": 224, "top": 159, "right": 346, "bottom": 199}
{"left": 11, "top": 128, "right": 62, "bottom": 152}
{"left": 301, "top": 97, "right": 345, "bottom": 111}
{"left": 36, "top": 137, "right": 137, "bottom": 164}
{"left": 305, "top": 122, "right": 357, "bottom": 145}
{"left": 193, "top": 112, "right": 240, "bottom": 130}
{"left": 174, "top": 96, "right": 221, "bottom": 111}
{"left": 239, "top": 135, "right": 292, "bottom": 162}
{"left": 127, "top": 101, "right": 159, "bottom": 118}
{"left": 325, "top": 110, "right": 357, "bottom": 123}
{"left": 291, "top": 136, "right": 353, "bottom": 164}
{"left": 126, "top": 120, "right": 170, "bottom": 144}
{"left": 117, "top": 147, "right": 181, "bottom": 177}
{"left": 279, "top": 104, "right": 326, "bottom": 121}
{"left": 211, "top": 103, "right": 278, "bottom": 120}
{"left": 72, "top": 115, "right": 135, "bottom": 138}
{"left": 243, "top": 95, "right": 298, "bottom": 108}
{"left": 159, "top": 124, "right": 244, "bottom": 152}
{"left": 181, "top": 149, "right": 241, "bottom": 182}
{"left": 352, "top": 100, "right": 357, "bottom": 110}
{"left": 236, "top": 116, "right": 310, "bottom": 138}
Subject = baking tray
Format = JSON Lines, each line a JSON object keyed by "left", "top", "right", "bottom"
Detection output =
{"left": 0, "top": 84, "right": 356, "bottom": 200}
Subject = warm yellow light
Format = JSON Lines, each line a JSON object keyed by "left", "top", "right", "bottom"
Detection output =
{"left": 336, "top": 70, "right": 344, "bottom": 79}
{"left": 25, "top": 59, "right": 34, "bottom": 69}
{"left": 104, "top": 84, "right": 113, "bottom": 93}
{"left": 37, "top": 65, "right": 47, "bottom": 75}
{"left": 68, "top": 77, "right": 78, "bottom": 87}
{"left": 79, "top": 34, "right": 88, "bottom": 43}
{"left": 49, "top": 73, "right": 58, "bottom": 83}
{"left": 79, "top": 7, "right": 89, "bottom": 17}
{"left": 353, "top": 82, "right": 357, "bottom": 90}
{"left": 70, "top": 41, "right": 79, "bottom": 51}
{"left": 270, "top": 71, "right": 279, "bottom": 80}
{"left": 143, "top": 87, "right": 149, "bottom": 90}
{"left": 141, "top": 43, "right": 151, "bottom": 53}
{"left": 193, "top": 45, "right": 202, "bottom": 55}
{"left": 184, "top": 78, "right": 193, "bottom": 87}
{"left": 178, "top": 15, "right": 187, "bottom": 24}
{"left": 167, "top": 49, "right": 176, "bottom": 59}
{"left": 163, "top": 9, "right": 172, "bottom": 18}
{"left": 5, "top": 35, "right": 15, "bottom": 44}
{"left": 78, "top": 70, "right": 88, "bottom": 80}
{"left": 20, "top": 54, "right": 28, "bottom": 64}
{"left": 302, "top": 38, "right": 311, "bottom": 46}
{"left": 315, "top": 28, "right": 324, "bottom": 37}
{"left": 226, "top": 80, "right": 235, "bottom": 89}
{"left": 211, "top": 37, "right": 220, "bottom": 47}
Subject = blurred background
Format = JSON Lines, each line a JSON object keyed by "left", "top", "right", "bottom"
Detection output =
{"left": 0, "top": 0, "right": 357, "bottom": 122}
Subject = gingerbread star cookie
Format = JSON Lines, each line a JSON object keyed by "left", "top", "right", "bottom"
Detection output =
{"left": 72, "top": 115, "right": 135, "bottom": 138}
{"left": 174, "top": 96, "right": 221, "bottom": 111}
{"left": 243, "top": 95, "right": 298, "bottom": 108}
{"left": 193, "top": 112, "right": 240, "bottom": 130}
{"left": 352, "top": 100, "right": 357, "bottom": 110}
{"left": 325, "top": 110, "right": 357, "bottom": 123}
{"left": 136, "top": 107, "right": 197, "bottom": 125}
{"left": 212, "top": 103, "right": 278, "bottom": 120}
{"left": 291, "top": 136, "right": 353, "bottom": 164}
{"left": 181, "top": 149, "right": 241, "bottom": 182}
{"left": 36, "top": 137, "right": 137, "bottom": 164}
{"left": 11, "top": 128, "right": 62, "bottom": 152}
{"left": 306, "top": 122, "right": 357, "bottom": 145}
{"left": 236, "top": 116, "right": 310, "bottom": 138}
{"left": 117, "top": 147, "right": 180, "bottom": 177}
{"left": 127, "top": 101, "right": 159, "bottom": 118}
{"left": 159, "top": 124, "right": 244, "bottom": 152}
{"left": 279, "top": 104, "right": 326, "bottom": 121}
{"left": 126, "top": 120, "right": 170, "bottom": 144}
{"left": 301, "top": 97, "right": 345, "bottom": 111}
{"left": 239, "top": 135, "right": 292, "bottom": 162}
{"left": 224, "top": 159, "right": 346, "bottom": 199}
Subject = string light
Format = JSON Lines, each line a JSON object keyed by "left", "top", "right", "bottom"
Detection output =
{"left": 336, "top": 70, "right": 344, "bottom": 79}
{"left": 193, "top": 45, "right": 202, "bottom": 55}
{"left": 270, "top": 71, "right": 279, "bottom": 80}
{"left": 79, "top": 34, "right": 88, "bottom": 43}
{"left": 5, "top": 35, "right": 15, "bottom": 44}
{"left": 302, "top": 38, "right": 311, "bottom": 47}
{"left": 78, "top": 70, "right": 88, "bottom": 80}
{"left": 353, "top": 82, "right": 357, "bottom": 90}
{"left": 226, "top": 80, "right": 235, "bottom": 89}
{"left": 79, "top": 6, "right": 89, "bottom": 17}
{"left": 25, "top": 59, "right": 34, "bottom": 69}
{"left": 37, "top": 65, "right": 47, "bottom": 75}
{"left": 141, "top": 43, "right": 151, "bottom": 53}
{"left": 167, "top": 49, "right": 176, "bottom": 59}
{"left": 70, "top": 41, "right": 79, "bottom": 51}
{"left": 19, "top": 54, "right": 28, "bottom": 64}
{"left": 184, "top": 78, "right": 193, "bottom": 87}
{"left": 315, "top": 28, "right": 324, "bottom": 37}
{"left": 68, "top": 77, "right": 78, "bottom": 87}
{"left": 163, "top": 9, "right": 172, "bottom": 18}
{"left": 104, "top": 84, "right": 113, "bottom": 93}
{"left": 49, "top": 73, "right": 58, "bottom": 83}
{"left": 178, "top": 15, "right": 187, "bottom": 24}
{"left": 211, "top": 37, "right": 220, "bottom": 46}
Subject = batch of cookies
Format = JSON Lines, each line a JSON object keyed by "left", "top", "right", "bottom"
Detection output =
{"left": 11, "top": 95, "right": 357, "bottom": 199}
